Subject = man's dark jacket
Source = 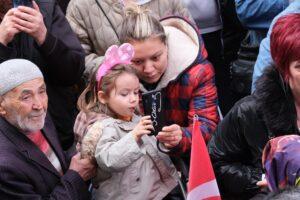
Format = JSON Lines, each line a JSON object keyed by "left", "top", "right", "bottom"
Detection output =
{"left": 0, "top": 115, "right": 90, "bottom": 199}
{"left": 208, "top": 67, "right": 299, "bottom": 199}
{"left": 0, "top": 0, "right": 85, "bottom": 150}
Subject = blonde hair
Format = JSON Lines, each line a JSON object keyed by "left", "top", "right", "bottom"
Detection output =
{"left": 77, "top": 64, "right": 137, "bottom": 114}
{"left": 120, "top": 3, "right": 166, "bottom": 43}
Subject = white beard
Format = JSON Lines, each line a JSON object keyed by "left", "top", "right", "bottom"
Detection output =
{"left": 6, "top": 110, "right": 46, "bottom": 134}
{"left": 16, "top": 112, "right": 46, "bottom": 133}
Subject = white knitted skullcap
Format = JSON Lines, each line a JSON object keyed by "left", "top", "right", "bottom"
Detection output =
{"left": 0, "top": 59, "right": 43, "bottom": 95}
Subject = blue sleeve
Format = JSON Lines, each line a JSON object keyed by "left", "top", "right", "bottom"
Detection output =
{"left": 252, "top": 1, "right": 300, "bottom": 92}
{"left": 251, "top": 36, "right": 272, "bottom": 92}
{"left": 235, "top": 0, "right": 289, "bottom": 29}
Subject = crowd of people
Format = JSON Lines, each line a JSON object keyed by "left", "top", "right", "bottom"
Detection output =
{"left": 0, "top": 0, "right": 300, "bottom": 200}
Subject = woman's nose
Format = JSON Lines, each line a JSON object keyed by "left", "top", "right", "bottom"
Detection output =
{"left": 143, "top": 60, "right": 154, "bottom": 73}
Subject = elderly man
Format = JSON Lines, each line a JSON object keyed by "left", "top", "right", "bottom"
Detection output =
{"left": 0, "top": 59, "right": 96, "bottom": 199}
{"left": 0, "top": 0, "right": 85, "bottom": 150}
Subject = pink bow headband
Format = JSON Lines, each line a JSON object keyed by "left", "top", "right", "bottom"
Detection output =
{"left": 96, "top": 43, "right": 135, "bottom": 84}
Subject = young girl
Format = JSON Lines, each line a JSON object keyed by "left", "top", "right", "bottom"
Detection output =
{"left": 77, "top": 43, "right": 178, "bottom": 200}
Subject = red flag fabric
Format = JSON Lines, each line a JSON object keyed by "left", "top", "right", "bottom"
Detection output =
{"left": 187, "top": 118, "right": 221, "bottom": 200}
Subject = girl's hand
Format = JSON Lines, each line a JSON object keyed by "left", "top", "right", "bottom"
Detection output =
{"left": 132, "top": 116, "right": 153, "bottom": 142}
{"left": 156, "top": 124, "right": 183, "bottom": 149}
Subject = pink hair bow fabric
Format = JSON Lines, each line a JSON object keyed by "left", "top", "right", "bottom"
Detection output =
{"left": 96, "top": 43, "right": 135, "bottom": 83}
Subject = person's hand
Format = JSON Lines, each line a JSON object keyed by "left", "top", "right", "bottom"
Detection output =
{"left": 257, "top": 179, "right": 268, "bottom": 188}
{"left": 156, "top": 124, "right": 182, "bottom": 149}
{"left": 69, "top": 153, "right": 97, "bottom": 181}
{"left": 132, "top": 116, "right": 153, "bottom": 142}
{"left": 13, "top": 1, "right": 47, "bottom": 45}
{"left": 0, "top": 8, "right": 20, "bottom": 46}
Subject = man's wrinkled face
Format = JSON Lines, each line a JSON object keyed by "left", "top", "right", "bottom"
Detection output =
{"left": 0, "top": 78, "right": 48, "bottom": 133}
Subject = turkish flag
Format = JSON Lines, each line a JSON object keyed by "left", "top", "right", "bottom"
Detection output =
{"left": 187, "top": 119, "right": 221, "bottom": 200}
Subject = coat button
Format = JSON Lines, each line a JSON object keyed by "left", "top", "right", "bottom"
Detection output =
{"left": 136, "top": 177, "right": 140, "bottom": 181}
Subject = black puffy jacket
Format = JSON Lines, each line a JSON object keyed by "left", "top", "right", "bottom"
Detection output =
{"left": 208, "top": 67, "right": 299, "bottom": 199}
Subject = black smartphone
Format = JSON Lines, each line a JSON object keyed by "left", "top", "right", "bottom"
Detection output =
{"left": 12, "top": 0, "right": 33, "bottom": 8}
{"left": 142, "top": 90, "right": 166, "bottom": 136}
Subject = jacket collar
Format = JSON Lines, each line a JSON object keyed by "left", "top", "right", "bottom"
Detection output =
{"left": 0, "top": 114, "right": 67, "bottom": 177}
{"left": 102, "top": 114, "right": 141, "bottom": 131}
{"left": 140, "top": 17, "right": 201, "bottom": 92}
{"left": 255, "top": 67, "right": 298, "bottom": 136}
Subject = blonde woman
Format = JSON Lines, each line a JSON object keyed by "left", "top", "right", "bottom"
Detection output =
{"left": 119, "top": 5, "right": 219, "bottom": 153}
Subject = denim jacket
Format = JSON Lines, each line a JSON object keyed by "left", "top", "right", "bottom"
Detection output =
{"left": 235, "top": 0, "right": 289, "bottom": 30}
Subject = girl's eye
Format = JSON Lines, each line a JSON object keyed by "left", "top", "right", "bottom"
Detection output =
{"left": 120, "top": 93, "right": 128, "bottom": 97}
{"left": 152, "top": 56, "right": 159, "bottom": 61}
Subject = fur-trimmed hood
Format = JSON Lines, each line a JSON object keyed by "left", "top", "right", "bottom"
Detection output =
{"left": 254, "top": 66, "right": 298, "bottom": 136}
{"left": 140, "top": 16, "right": 205, "bottom": 92}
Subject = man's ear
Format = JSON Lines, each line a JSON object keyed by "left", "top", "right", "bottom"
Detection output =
{"left": 97, "top": 91, "right": 108, "bottom": 105}
{"left": 0, "top": 97, "right": 7, "bottom": 116}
